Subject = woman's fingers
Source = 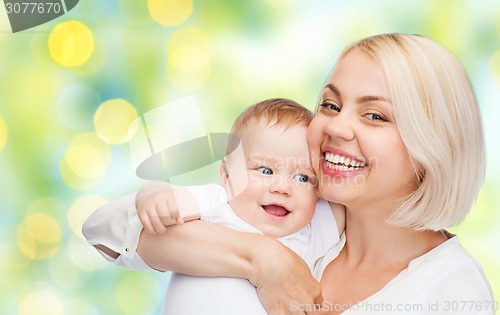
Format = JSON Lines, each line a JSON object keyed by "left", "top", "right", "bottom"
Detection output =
{"left": 305, "top": 291, "right": 323, "bottom": 315}
{"left": 249, "top": 237, "right": 323, "bottom": 314}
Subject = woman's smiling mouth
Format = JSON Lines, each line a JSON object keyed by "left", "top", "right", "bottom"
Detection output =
{"left": 324, "top": 152, "right": 366, "bottom": 171}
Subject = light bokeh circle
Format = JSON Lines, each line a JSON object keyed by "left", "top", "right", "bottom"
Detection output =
{"left": 17, "top": 213, "right": 62, "bottom": 260}
{"left": 48, "top": 20, "right": 95, "bottom": 67}
{"left": 94, "top": 99, "right": 139, "bottom": 144}
{"left": 60, "top": 132, "right": 111, "bottom": 191}
{"left": 19, "top": 290, "right": 64, "bottom": 315}
{"left": 166, "top": 27, "right": 211, "bottom": 91}
{"left": 148, "top": 0, "right": 193, "bottom": 27}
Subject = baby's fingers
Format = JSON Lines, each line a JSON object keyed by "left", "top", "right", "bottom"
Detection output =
{"left": 176, "top": 217, "right": 185, "bottom": 225}
{"left": 148, "top": 207, "right": 168, "bottom": 234}
{"left": 138, "top": 208, "right": 156, "bottom": 234}
{"left": 155, "top": 201, "right": 176, "bottom": 228}
{"left": 164, "top": 196, "right": 180, "bottom": 225}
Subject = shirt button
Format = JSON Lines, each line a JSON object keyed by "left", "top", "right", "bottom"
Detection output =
{"left": 125, "top": 247, "right": 130, "bottom": 252}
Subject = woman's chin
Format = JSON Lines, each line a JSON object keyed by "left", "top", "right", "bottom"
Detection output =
{"left": 317, "top": 179, "right": 337, "bottom": 201}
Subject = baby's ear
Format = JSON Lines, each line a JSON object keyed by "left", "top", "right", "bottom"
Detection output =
{"left": 219, "top": 162, "right": 235, "bottom": 200}
{"left": 219, "top": 162, "right": 229, "bottom": 187}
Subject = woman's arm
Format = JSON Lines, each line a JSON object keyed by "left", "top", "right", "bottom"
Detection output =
{"left": 137, "top": 220, "right": 253, "bottom": 276}
{"left": 137, "top": 220, "right": 323, "bottom": 314}
{"left": 82, "top": 186, "right": 322, "bottom": 314}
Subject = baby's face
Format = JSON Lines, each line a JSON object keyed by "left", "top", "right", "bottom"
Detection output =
{"left": 221, "top": 120, "right": 318, "bottom": 238}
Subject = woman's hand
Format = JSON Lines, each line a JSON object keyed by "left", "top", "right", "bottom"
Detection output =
{"left": 248, "top": 237, "right": 323, "bottom": 314}
{"left": 137, "top": 220, "right": 322, "bottom": 314}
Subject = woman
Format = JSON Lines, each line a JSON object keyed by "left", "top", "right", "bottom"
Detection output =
{"left": 304, "top": 34, "right": 493, "bottom": 314}
{"left": 89, "top": 34, "right": 495, "bottom": 314}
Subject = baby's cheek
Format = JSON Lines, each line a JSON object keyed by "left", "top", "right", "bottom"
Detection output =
{"left": 303, "top": 186, "right": 319, "bottom": 205}
{"left": 247, "top": 172, "right": 265, "bottom": 188}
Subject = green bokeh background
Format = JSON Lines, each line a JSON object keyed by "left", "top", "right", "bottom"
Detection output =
{"left": 1, "top": 1, "right": 499, "bottom": 314}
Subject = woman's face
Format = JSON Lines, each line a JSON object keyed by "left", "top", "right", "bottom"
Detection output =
{"left": 307, "top": 48, "right": 418, "bottom": 211}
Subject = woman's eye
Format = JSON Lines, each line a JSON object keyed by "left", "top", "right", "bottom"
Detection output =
{"left": 293, "top": 174, "right": 309, "bottom": 183}
{"left": 366, "top": 113, "right": 386, "bottom": 121}
{"left": 256, "top": 167, "right": 273, "bottom": 175}
{"left": 320, "top": 102, "right": 341, "bottom": 112}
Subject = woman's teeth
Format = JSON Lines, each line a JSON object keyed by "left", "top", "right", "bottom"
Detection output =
{"left": 324, "top": 153, "right": 366, "bottom": 171}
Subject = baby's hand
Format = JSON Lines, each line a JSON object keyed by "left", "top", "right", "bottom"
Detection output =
{"left": 136, "top": 182, "right": 197, "bottom": 234}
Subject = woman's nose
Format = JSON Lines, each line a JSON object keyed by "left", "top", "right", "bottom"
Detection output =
{"left": 324, "top": 112, "right": 355, "bottom": 141}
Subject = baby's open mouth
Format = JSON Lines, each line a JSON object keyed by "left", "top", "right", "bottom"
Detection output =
{"left": 262, "top": 204, "right": 290, "bottom": 217}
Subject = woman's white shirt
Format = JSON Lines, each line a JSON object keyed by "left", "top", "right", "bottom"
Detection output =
{"left": 312, "top": 233, "right": 495, "bottom": 315}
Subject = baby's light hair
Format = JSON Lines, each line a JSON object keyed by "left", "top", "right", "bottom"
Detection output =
{"left": 231, "top": 98, "right": 313, "bottom": 136}
{"left": 226, "top": 98, "right": 313, "bottom": 156}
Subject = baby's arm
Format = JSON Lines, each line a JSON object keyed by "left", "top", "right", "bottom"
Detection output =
{"left": 82, "top": 182, "right": 224, "bottom": 268}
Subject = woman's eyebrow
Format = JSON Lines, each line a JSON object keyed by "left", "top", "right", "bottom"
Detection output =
{"left": 357, "top": 95, "right": 392, "bottom": 104}
{"left": 324, "top": 83, "right": 341, "bottom": 98}
{"left": 325, "top": 83, "right": 392, "bottom": 104}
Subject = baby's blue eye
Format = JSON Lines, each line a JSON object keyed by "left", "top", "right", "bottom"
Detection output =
{"left": 293, "top": 174, "right": 309, "bottom": 183}
{"left": 256, "top": 167, "right": 273, "bottom": 175}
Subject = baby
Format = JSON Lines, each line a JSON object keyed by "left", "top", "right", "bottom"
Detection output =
{"left": 83, "top": 98, "right": 345, "bottom": 315}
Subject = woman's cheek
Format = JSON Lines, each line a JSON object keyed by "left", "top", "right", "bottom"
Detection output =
{"left": 307, "top": 117, "right": 324, "bottom": 169}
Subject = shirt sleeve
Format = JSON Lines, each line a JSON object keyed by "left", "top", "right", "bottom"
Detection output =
{"left": 184, "top": 184, "right": 228, "bottom": 219}
{"left": 82, "top": 184, "right": 227, "bottom": 271}
{"left": 82, "top": 192, "right": 153, "bottom": 271}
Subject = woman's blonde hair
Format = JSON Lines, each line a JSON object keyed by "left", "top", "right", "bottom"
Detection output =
{"left": 332, "top": 34, "right": 485, "bottom": 231}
